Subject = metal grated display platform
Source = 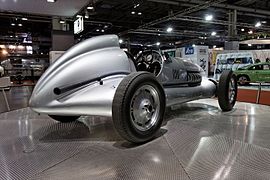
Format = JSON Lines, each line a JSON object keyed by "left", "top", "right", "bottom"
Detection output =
{"left": 0, "top": 99, "right": 270, "bottom": 179}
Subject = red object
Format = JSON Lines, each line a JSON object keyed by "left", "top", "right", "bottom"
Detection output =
{"left": 237, "top": 88, "right": 270, "bottom": 105}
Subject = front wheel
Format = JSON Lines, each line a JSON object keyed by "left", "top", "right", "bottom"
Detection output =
{"left": 218, "top": 70, "right": 238, "bottom": 111}
{"left": 48, "top": 115, "right": 80, "bottom": 123}
{"left": 112, "top": 72, "right": 165, "bottom": 143}
{"left": 237, "top": 75, "right": 250, "bottom": 86}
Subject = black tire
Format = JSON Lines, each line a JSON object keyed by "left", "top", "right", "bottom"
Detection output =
{"left": 112, "top": 72, "right": 165, "bottom": 143}
{"left": 48, "top": 115, "right": 80, "bottom": 123}
{"left": 218, "top": 70, "right": 238, "bottom": 111}
{"left": 237, "top": 75, "right": 250, "bottom": 86}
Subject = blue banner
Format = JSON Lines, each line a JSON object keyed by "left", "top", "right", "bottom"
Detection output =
{"left": 185, "top": 47, "right": 194, "bottom": 55}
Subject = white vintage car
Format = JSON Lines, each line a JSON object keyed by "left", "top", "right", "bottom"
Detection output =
{"left": 29, "top": 35, "right": 237, "bottom": 143}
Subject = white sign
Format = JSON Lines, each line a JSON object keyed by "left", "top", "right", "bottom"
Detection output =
{"left": 74, "top": 16, "right": 84, "bottom": 34}
{"left": 181, "top": 46, "right": 209, "bottom": 73}
{"left": 49, "top": 51, "right": 65, "bottom": 64}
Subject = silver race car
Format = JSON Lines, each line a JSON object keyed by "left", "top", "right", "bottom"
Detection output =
{"left": 29, "top": 35, "right": 237, "bottom": 143}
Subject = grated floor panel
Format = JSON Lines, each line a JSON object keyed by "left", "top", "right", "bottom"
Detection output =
{"left": 0, "top": 99, "right": 269, "bottom": 179}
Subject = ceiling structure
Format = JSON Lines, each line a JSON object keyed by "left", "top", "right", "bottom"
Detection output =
{"left": 0, "top": 0, "right": 89, "bottom": 17}
{"left": 77, "top": 0, "right": 270, "bottom": 48}
{"left": 0, "top": 0, "right": 270, "bottom": 53}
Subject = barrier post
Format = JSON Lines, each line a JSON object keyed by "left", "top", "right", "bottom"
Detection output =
{"left": 256, "top": 82, "right": 262, "bottom": 104}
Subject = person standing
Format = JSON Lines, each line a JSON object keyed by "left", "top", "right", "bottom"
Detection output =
{"left": 0, "top": 65, "right": 4, "bottom": 77}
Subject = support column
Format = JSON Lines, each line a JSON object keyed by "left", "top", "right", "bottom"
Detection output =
{"left": 127, "top": 37, "right": 131, "bottom": 52}
{"left": 225, "top": 9, "right": 239, "bottom": 50}
{"left": 51, "top": 18, "right": 74, "bottom": 51}
{"left": 228, "top": 9, "right": 237, "bottom": 39}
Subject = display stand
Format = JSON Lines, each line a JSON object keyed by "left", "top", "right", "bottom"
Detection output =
{"left": 0, "top": 77, "right": 11, "bottom": 111}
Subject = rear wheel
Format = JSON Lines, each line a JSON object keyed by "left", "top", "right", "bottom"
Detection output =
{"left": 112, "top": 72, "right": 165, "bottom": 143}
{"left": 218, "top": 70, "right": 238, "bottom": 111}
{"left": 237, "top": 75, "right": 250, "bottom": 85}
{"left": 48, "top": 115, "right": 80, "bottom": 123}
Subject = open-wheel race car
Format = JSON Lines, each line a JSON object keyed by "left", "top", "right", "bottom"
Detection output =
{"left": 29, "top": 35, "right": 238, "bottom": 143}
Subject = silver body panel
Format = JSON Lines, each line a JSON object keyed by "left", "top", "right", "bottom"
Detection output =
{"left": 165, "top": 77, "right": 216, "bottom": 107}
{"left": 31, "top": 75, "right": 125, "bottom": 117}
{"left": 29, "top": 35, "right": 217, "bottom": 117}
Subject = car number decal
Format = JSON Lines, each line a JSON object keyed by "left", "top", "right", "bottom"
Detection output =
{"left": 172, "top": 69, "right": 181, "bottom": 79}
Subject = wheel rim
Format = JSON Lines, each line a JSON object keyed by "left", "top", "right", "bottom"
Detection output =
{"left": 228, "top": 77, "right": 236, "bottom": 104}
{"left": 238, "top": 76, "right": 247, "bottom": 85}
{"left": 130, "top": 85, "right": 160, "bottom": 131}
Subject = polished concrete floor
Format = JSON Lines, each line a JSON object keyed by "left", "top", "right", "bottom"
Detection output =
{"left": 0, "top": 99, "right": 270, "bottom": 179}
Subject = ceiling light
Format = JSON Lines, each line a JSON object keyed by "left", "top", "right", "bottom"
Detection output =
{"left": 211, "top": 31, "right": 217, "bottom": 36}
{"left": 205, "top": 14, "right": 213, "bottom": 21}
{"left": 18, "top": 45, "right": 24, "bottom": 49}
{"left": 166, "top": 27, "right": 173, "bottom": 32}
{"left": 47, "top": 0, "right": 56, "bottom": 2}
{"left": 156, "top": 42, "right": 160, "bottom": 46}
{"left": 119, "top": 39, "right": 123, "bottom": 43}
{"left": 2, "top": 50, "right": 8, "bottom": 55}
{"left": 10, "top": 35, "right": 13, "bottom": 38}
{"left": 134, "top": 3, "right": 140, "bottom": 8}
{"left": 96, "top": 29, "right": 100, "bottom": 32}
{"left": 104, "top": 25, "right": 108, "bottom": 28}
{"left": 138, "top": 12, "right": 142, "bottom": 15}
{"left": 101, "top": 29, "right": 104, "bottom": 32}
{"left": 87, "top": 6, "right": 94, "bottom": 10}
{"left": 22, "top": 17, "right": 28, "bottom": 21}
{"left": 248, "top": 30, "right": 253, "bottom": 34}
{"left": 85, "top": 15, "right": 89, "bottom": 19}
{"left": 241, "top": 28, "right": 245, "bottom": 32}
{"left": 213, "top": 45, "right": 216, "bottom": 48}
{"left": 11, "top": 23, "right": 15, "bottom": 26}
{"left": 158, "top": 34, "right": 161, "bottom": 36}
{"left": 248, "top": 44, "right": 252, "bottom": 47}
{"left": 131, "top": 11, "right": 135, "bottom": 15}
{"left": 85, "top": 10, "right": 89, "bottom": 19}
{"left": 9, "top": 45, "right": 16, "bottom": 49}
{"left": 255, "top": 22, "right": 261, "bottom": 27}
{"left": 59, "top": 20, "right": 65, "bottom": 24}
{"left": 76, "top": 15, "right": 82, "bottom": 18}
{"left": 261, "top": 21, "right": 267, "bottom": 24}
{"left": 192, "top": 44, "right": 196, "bottom": 47}
{"left": 18, "top": 23, "right": 22, "bottom": 26}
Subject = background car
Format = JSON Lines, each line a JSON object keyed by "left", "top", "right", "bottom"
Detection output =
{"left": 234, "top": 62, "right": 270, "bottom": 85}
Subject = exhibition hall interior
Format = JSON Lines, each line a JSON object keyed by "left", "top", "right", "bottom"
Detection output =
{"left": 1, "top": 0, "right": 270, "bottom": 179}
